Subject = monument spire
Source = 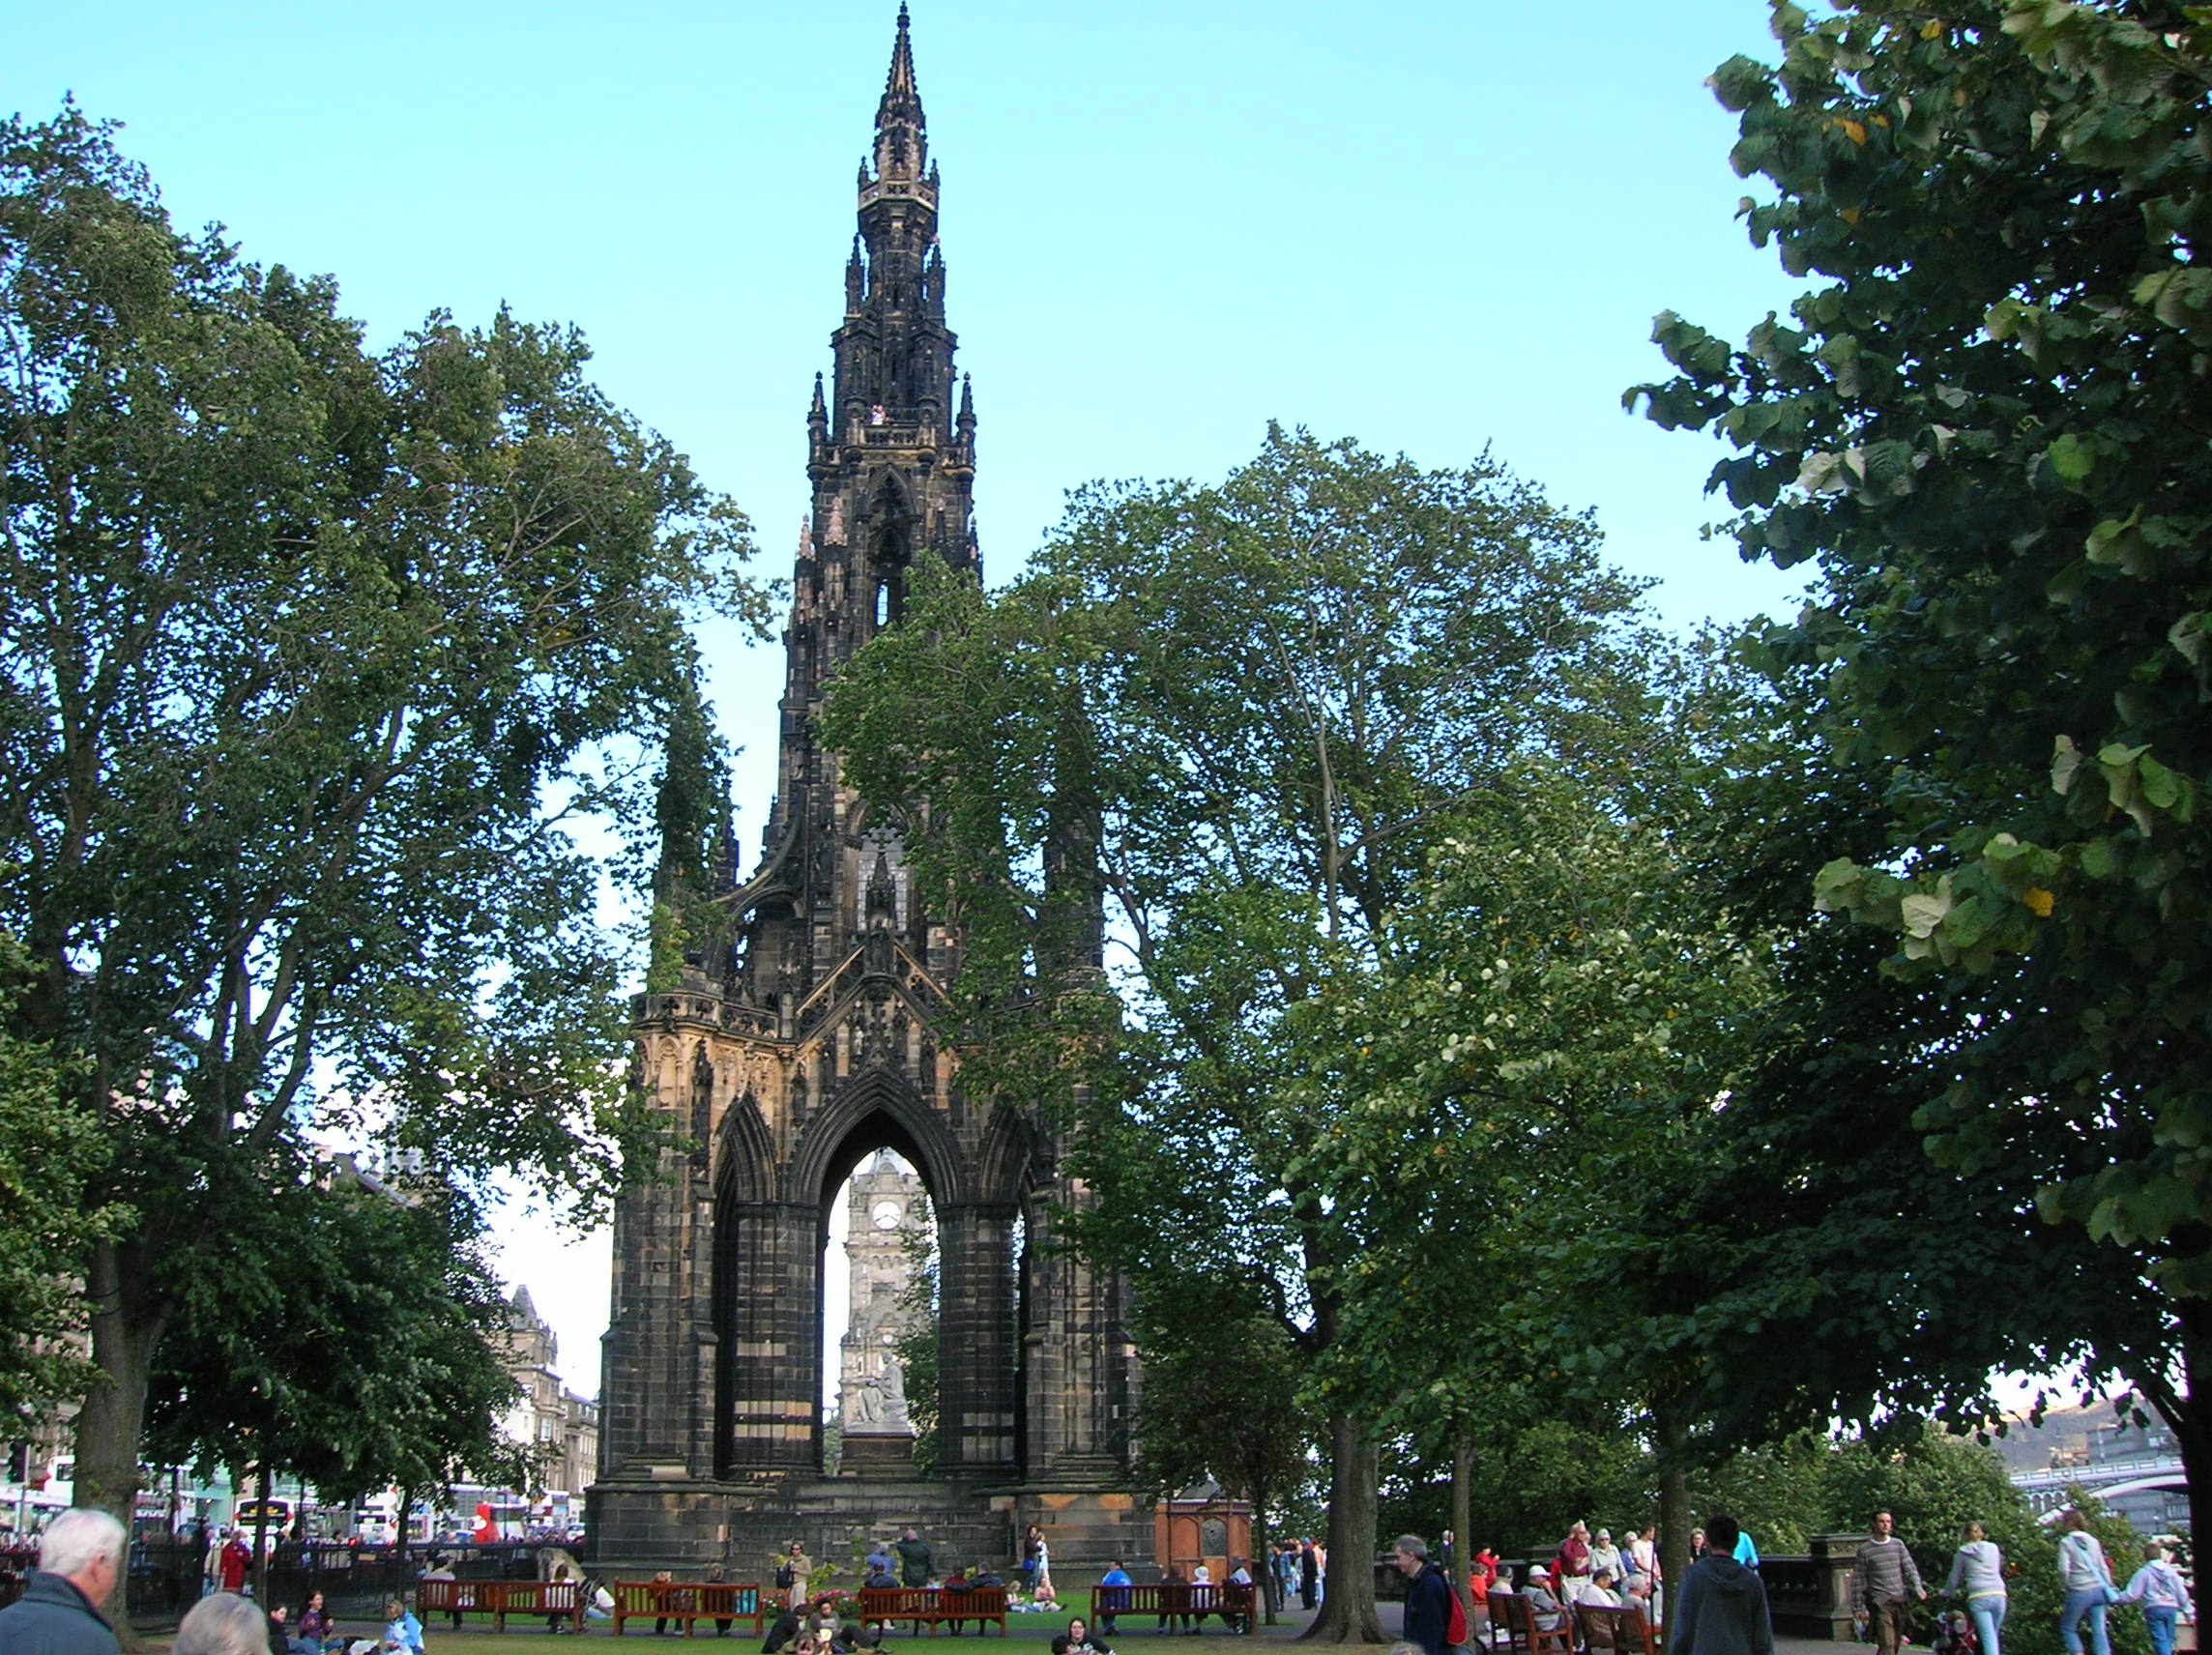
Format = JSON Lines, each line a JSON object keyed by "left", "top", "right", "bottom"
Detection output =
{"left": 871, "top": 3, "right": 926, "bottom": 186}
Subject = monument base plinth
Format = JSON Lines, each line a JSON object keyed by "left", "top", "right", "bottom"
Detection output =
{"left": 838, "top": 1434, "right": 916, "bottom": 1475}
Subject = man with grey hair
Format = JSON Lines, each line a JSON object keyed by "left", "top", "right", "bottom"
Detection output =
{"left": 1394, "top": 1535, "right": 1454, "bottom": 1655}
{"left": 0, "top": 1507, "right": 126, "bottom": 1655}
{"left": 173, "top": 1594, "right": 269, "bottom": 1655}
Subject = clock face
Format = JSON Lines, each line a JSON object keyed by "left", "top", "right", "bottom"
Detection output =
{"left": 871, "top": 1200, "right": 903, "bottom": 1231}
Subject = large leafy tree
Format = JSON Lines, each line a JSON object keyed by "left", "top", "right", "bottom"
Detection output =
{"left": 1301, "top": 736, "right": 1778, "bottom": 1599}
{"left": 1127, "top": 1295, "right": 1313, "bottom": 1623}
{"left": 1627, "top": 0, "right": 2212, "bottom": 1533}
{"left": 143, "top": 1155, "right": 529, "bottom": 1597}
{"left": 0, "top": 928, "right": 122, "bottom": 1419}
{"left": 827, "top": 425, "right": 1657, "bottom": 1642}
{"left": 0, "top": 107, "right": 763, "bottom": 1543}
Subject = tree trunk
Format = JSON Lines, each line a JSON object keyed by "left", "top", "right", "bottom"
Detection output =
{"left": 1450, "top": 1432, "right": 1474, "bottom": 1623}
{"left": 395, "top": 1483, "right": 415, "bottom": 1600}
{"left": 1655, "top": 1404, "right": 1689, "bottom": 1637}
{"left": 1254, "top": 1500, "right": 1277, "bottom": 1626}
{"left": 2133, "top": 1313, "right": 2212, "bottom": 1554}
{"left": 80, "top": 1239, "right": 175, "bottom": 1650}
{"left": 1299, "top": 1414, "right": 1383, "bottom": 1644}
{"left": 252, "top": 1465, "right": 274, "bottom": 1603}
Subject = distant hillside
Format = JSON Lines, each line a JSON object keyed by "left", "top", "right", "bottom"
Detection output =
{"left": 1985, "top": 1403, "right": 2104, "bottom": 1472}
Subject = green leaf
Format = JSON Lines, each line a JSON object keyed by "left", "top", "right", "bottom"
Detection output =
{"left": 2046, "top": 432, "right": 2097, "bottom": 482}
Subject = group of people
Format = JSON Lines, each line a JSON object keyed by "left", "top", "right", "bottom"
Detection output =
{"left": 1385, "top": 1504, "right": 2199, "bottom": 1655}
{"left": 1388, "top": 1513, "right": 1765, "bottom": 1655}
{"left": 1266, "top": 1539, "right": 1326, "bottom": 1611}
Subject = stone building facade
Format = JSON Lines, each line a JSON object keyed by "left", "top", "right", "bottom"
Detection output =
{"left": 502, "top": 1285, "right": 600, "bottom": 1501}
{"left": 589, "top": 7, "right": 1143, "bottom": 1572}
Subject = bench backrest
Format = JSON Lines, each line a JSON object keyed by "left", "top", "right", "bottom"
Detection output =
{"left": 1575, "top": 1603, "right": 1659, "bottom": 1655}
{"left": 1091, "top": 1583, "right": 1254, "bottom": 1612}
{"left": 415, "top": 1581, "right": 474, "bottom": 1612}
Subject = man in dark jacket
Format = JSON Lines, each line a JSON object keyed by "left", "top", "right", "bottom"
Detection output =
{"left": 893, "top": 1529, "right": 932, "bottom": 1589}
{"left": 1394, "top": 1536, "right": 1456, "bottom": 1655}
{"left": 1669, "top": 1515, "right": 1774, "bottom": 1655}
{"left": 0, "top": 1509, "right": 127, "bottom": 1655}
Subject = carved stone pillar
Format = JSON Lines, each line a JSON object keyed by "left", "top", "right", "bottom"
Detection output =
{"left": 935, "top": 1201, "right": 1019, "bottom": 1473}
{"left": 716, "top": 1199, "right": 824, "bottom": 1475}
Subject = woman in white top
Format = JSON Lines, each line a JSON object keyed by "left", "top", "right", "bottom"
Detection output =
{"left": 1033, "top": 1536, "right": 1056, "bottom": 1608}
{"left": 2056, "top": 1510, "right": 2114, "bottom": 1655}
{"left": 1943, "top": 1523, "right": 2007, "bottom": 1655}
{"left": 2117, "top": 1541, "right": 2195, "bottom": 1655}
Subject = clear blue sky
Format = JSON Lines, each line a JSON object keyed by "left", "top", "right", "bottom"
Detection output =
{"left": 9, "top": 0, "right": 1819, "bottom": 1391}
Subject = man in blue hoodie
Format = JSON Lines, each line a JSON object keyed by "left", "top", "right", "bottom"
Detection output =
{"left": 0, "top": 1509, "right": 126, "bottom": 1655}
{"left": 1670, "top": 1514, "right": 1774, "bottom": 1655}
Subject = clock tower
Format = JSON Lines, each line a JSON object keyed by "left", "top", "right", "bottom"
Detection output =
{"left": 836, "top": 1154, "right": 928, "bottom": 1464}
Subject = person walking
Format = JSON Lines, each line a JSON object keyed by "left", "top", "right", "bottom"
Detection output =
{"left": 1297, "top": 1543, "right": 1319, "bottom": 1613}
{"left": 1855, "top": 1511, "right": 1926, "bottom": 1655}
{"left": 1943, "top": 1523, "right": 2007, "bottom": 1655}
{"left": 0, "top": 1509, "right": 127, "bottom": 1655}
{"left": 1393, "top": 1537, "right": 1454, "bottom": 1655}
{"left": 2056, "top": 1510, "right": 2115, "bottom": 1655}
{"left": 1669, "top": 1515, "right": 1773, "bottom": 1655}
{"left": 218, "top": 1534, "right": 251, "bottom": 1596}
{"left": 2116, "top": 1540, "right": 2192, "bottom": 1655}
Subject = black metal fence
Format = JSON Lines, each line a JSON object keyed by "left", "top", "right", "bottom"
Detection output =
{"left": 0, "top": 1538, "right": 573, "bottom": 1626}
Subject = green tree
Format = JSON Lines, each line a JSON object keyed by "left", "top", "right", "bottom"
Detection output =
{"left": 828, "top": 425, "right": 1656, "bottom": 1642}
{"left": 1295, "top": 672, "right": 1781, "bottom": 1598}
{"left": 0, "top": 107, "right": 764, "bottom": 1550}
{"left": 1128, "top": 1295, "right": 1314, "bottom": 1621}
{"left": 1626, "top": 0, "right": 2212, "bottom": 1535}
{"left": 890, "top": 1195, "right": 941, "bottom": 1477}
{"left": 0, "top": 929, "right": 122, "bottom": 1419}
{"left": 143, "top": 1154, "right": 530, "bottom": 1597}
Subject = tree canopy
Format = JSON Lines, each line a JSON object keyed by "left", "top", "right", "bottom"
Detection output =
{"left": 0, "top": 928, "right": 120, "bottom": 1420}
{"left": 1628, "top": 0, "right": 2212, "bottom": 1536}
{"left": 0, "top": 105, "right": 764, "bottom": 1533}
{"left": 828, "top": 424, "right": 1674, "bottom": 1640}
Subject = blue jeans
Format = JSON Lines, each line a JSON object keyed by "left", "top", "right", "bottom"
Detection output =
{"left": 2143, "top": 1606, "right": 2177, "bottom": 1655}
{"left": 2061, "top": 1589, "right": 2110, "bottom": 1655}
{"left": 1967, "top": 1596, "right": 2006, "bottom": 1655}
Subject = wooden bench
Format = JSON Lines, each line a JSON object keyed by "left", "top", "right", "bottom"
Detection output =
{"left": 1575, "top": 1603, "right": 1662, "bottom": 1655}
{"left": 1089, "top": 1582, "right": 1256, "bottom": 1635}
{"left": 858, "top": 1586, "right": 1008, "bottom": 1637}
{"left": 610, "top": 1581, "right": 767, "bottom": 1638}
{"left": 416, "top": 1579, "right": 586, "bottom": 1633}
{"left": 1490, "top": 1591, "right": 1573, "bottom": 1655}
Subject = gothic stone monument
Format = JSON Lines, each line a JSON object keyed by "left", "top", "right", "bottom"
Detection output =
{"left": 588, "top": 8, "right": 1145, "bottom": 1573}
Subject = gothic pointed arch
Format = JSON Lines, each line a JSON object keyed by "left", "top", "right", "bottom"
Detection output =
{"left": 785, "top": 1065, "right": 967, "bottom": 1209}
{"left": 977, "top": 1100, "right": 1048, "bottom": 1207}
{"left": 712, "top": 1085, "right": 774, "bottom": 1205}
